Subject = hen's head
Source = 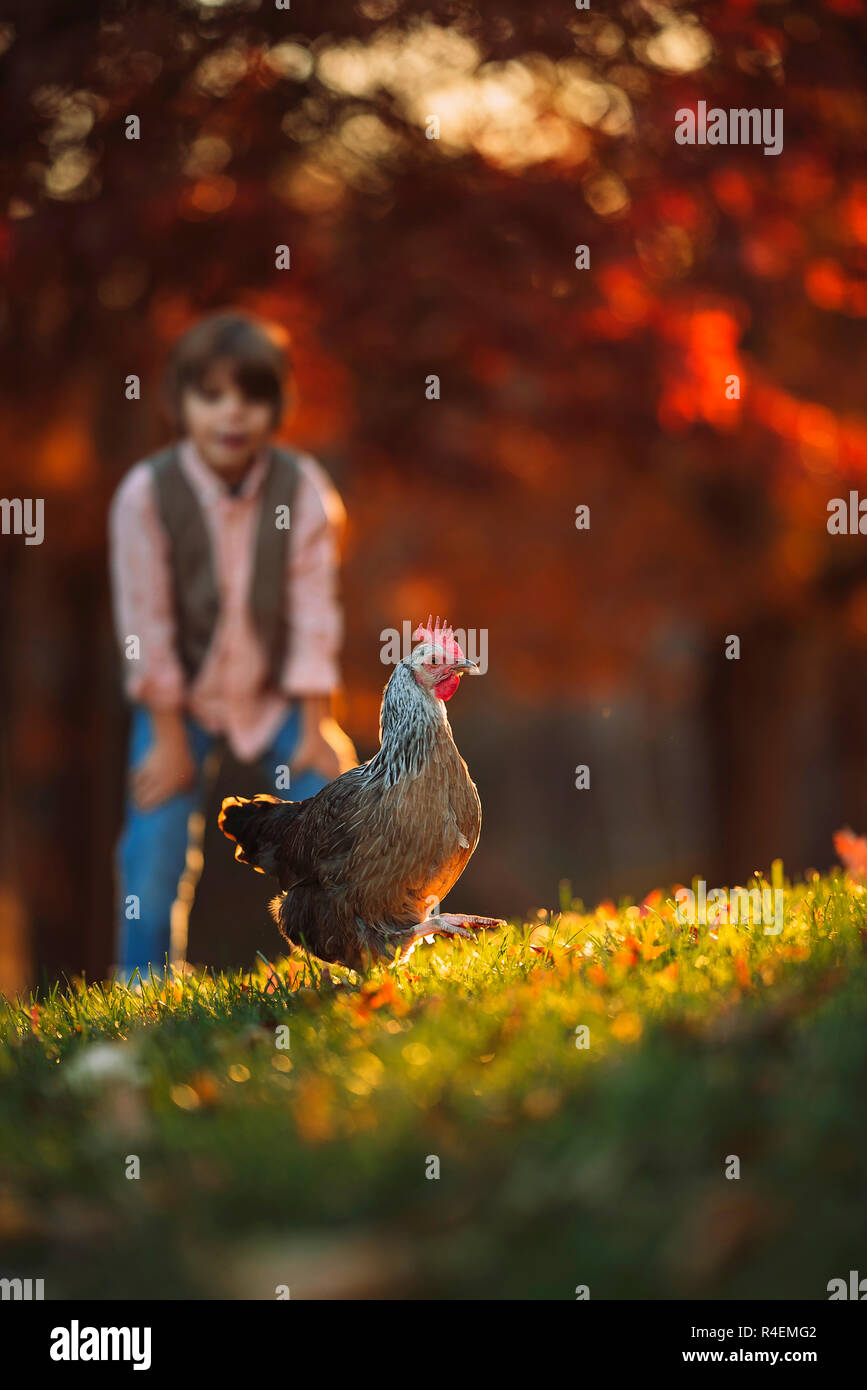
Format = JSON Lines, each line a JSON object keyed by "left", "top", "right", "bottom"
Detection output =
{"left": 408, "top": 615, "right": 479, "bottom": 702}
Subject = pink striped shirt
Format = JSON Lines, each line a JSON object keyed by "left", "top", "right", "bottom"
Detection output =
{"left": 109, "top": 440, "right": 345, "bottom": 761}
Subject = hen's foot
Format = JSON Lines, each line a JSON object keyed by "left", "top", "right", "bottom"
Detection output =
{"left": 394, "top": 913, "right": 506, "bottom": 964}
{"left": 432, "top": 913, "right": 506, "bottom": 930}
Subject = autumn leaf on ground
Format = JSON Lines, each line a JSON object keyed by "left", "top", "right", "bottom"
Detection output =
{"left": 613, "top": 936, "right": 641, "bottom": 968}
{"left": 639, "top": 888, "right": 663, "bottom": 918}
{"left": 834, "top": 827, "right": 867, "bottom": 883}
{"left": 639, "top": 920, "right": 669, "bottom": 961}
{"left": 353, "top": 976, "right": 408, "bottom": 1018}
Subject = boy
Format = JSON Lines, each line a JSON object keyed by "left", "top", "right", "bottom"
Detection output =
{"left": 109, "top": 311, "right": 356, "bottom": 977}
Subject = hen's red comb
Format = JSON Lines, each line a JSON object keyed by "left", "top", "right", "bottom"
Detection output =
{"left": 412, "top": 614, "right": 465, "bottom": 661}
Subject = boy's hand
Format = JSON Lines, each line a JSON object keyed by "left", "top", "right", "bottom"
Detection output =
{"left": 131, "top": 711, "right": 196, "bottom": 810}
{"left": 292, "top": 713, "right": 358, "bottom": 782}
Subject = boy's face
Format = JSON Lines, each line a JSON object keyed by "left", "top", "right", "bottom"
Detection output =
{"left": 181, "top": 361, "right": 275, "bottom": 477}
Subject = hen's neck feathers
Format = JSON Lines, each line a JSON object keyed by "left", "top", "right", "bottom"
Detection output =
{"left": 369, "top": 661, "right": 453, "bottom": 786}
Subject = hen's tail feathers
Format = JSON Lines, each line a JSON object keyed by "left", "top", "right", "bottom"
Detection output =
{"left": 218, "top": 794, "right": 292, "bottom": 877}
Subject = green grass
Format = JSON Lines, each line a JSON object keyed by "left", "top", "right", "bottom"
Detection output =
{"left": 1, "top": 866, "right": 866, "bottom": 1299}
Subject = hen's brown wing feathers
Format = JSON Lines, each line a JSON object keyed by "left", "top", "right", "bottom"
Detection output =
{"left": 273, "top": 765, "right": 373, "bottom": 886}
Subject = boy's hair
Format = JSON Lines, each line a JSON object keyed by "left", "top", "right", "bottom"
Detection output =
{"left": 163, "top": 311, "right": 291, "bottom": 429}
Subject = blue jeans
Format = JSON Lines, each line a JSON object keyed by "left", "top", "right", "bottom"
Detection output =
{"left": 115, "top": 704, "right": 328, "bottom": 978}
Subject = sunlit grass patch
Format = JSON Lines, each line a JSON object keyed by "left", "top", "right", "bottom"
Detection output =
{"left": 1, "top": 866, "right": 865, "bottom": 1299}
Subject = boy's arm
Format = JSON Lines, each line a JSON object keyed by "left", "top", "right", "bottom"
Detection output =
{"left": 130, "top": 707, "right": 195, "bottom": 809}
{"left": 109, "top": 466, "right": 195, "bottom": 807}
{"left": 279, "top": 459, "right": 357, "bottom": 779}
{"left": 293, "top": 694, "right": 357, "bottom": 780}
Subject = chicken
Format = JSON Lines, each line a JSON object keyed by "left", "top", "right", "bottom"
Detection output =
{"left": 218, "top": 617, "right": 504, "bottom": 970}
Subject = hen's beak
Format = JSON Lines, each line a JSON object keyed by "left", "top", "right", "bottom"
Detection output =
{"left": 454, "top": 657, "right": 480, "bottom": 675}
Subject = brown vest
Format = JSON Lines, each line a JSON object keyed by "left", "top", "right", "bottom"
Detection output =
{"left": 149, "top": 445, "right": 300, "bottom": 686}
